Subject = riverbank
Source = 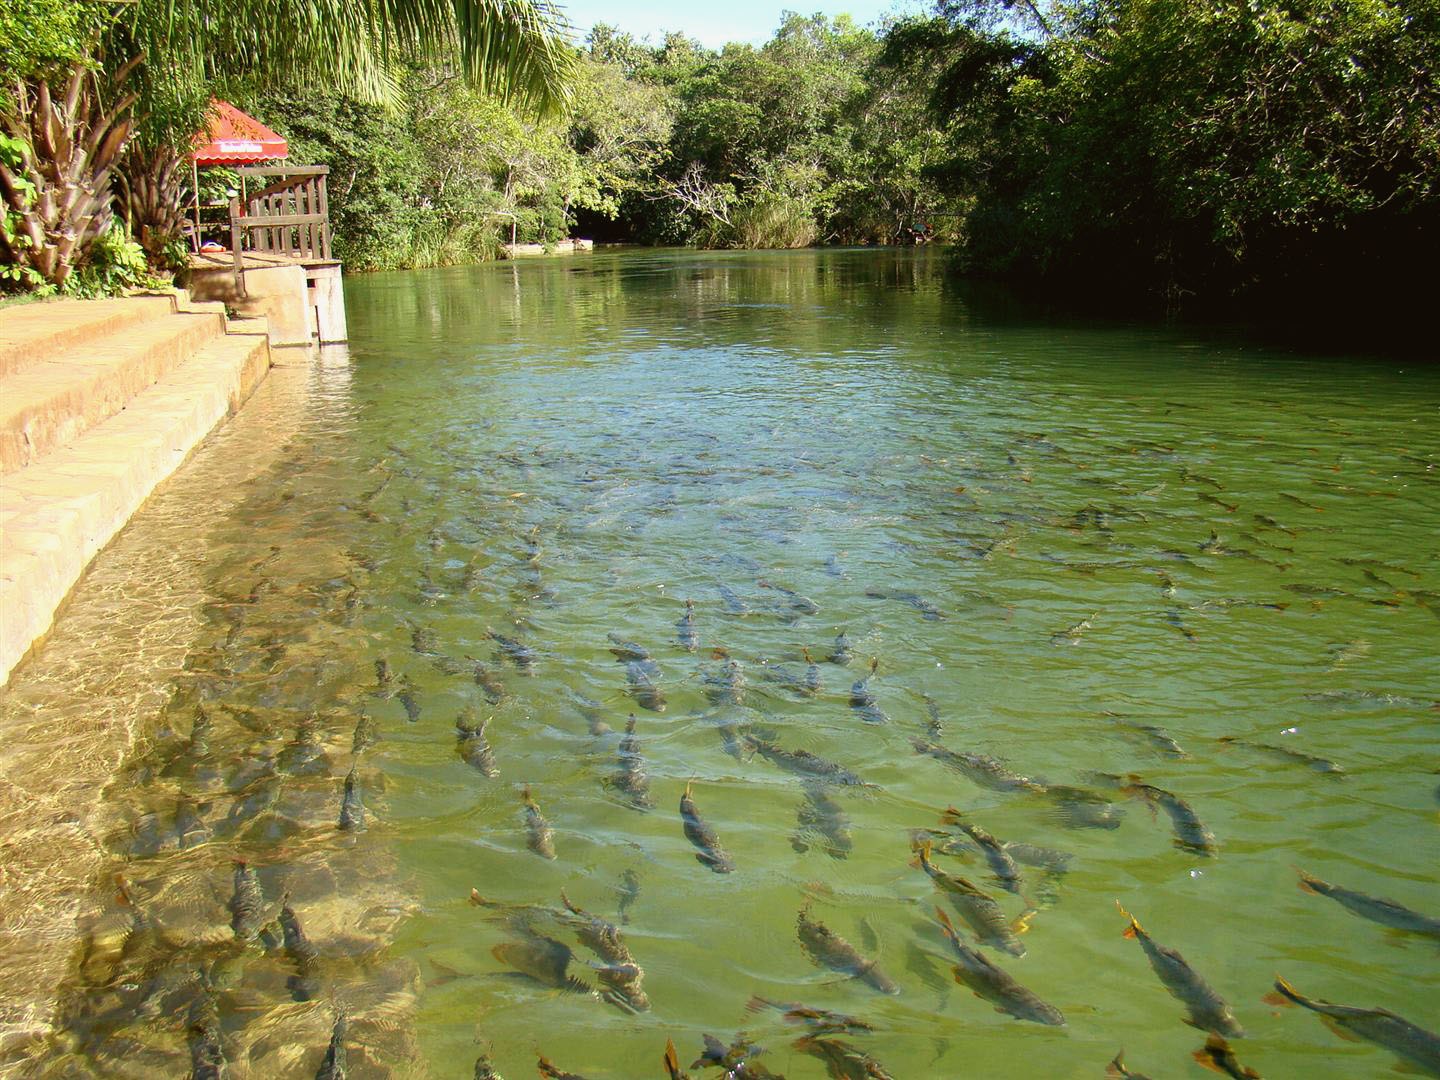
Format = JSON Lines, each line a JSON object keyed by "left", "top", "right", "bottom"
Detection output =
{"left": 0, "top": 294, "right": 275, "bottom": 687}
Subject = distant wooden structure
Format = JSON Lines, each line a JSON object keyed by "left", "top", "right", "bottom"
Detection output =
{"left": 200, "top": 165, "right": 346, "bottom": 344}
{"left": 188, "top": 102, "right": 346, "bottom": 343}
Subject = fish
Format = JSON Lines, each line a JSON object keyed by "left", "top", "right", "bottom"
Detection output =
{"left": 864, "top": 587, "right": 943, "bottom": 620}
{"left": 1105, "top": 1049, "right": 1155, "bottom": 1079}
{"left": 397, "top": 677, "right": 421, "bottom": 722}
{"left": 1252, "top": 513, "right": 1296, "bottom": 536}
{"left": 1269, "top": 975, "right": 1440, "bottom": 1076}
{"left": 760, "top": 579, "right": 820, "bottom": 616}
{"left": 487, "top": 629, "right": 537, "bottom": 674}
{"left": 536, "top": 1057, "right": 591, "bottom": 1080}
{"left": 934, "top": 908, "right": 1064, "bottom": 1025}
{"left": 1192, "top": 1034, "right": 1262, "bottom": 1078}
{"left": 680, "top": 781, "right": 733, "bottom": 873}
{"left": 940, "top": 812, "right": 1024, "bottom": 896}
{"left": 704, "top": 657, "right": 747, "bottom": 707}
{"left": 1117, "top": 776, "right": 1217, "bottom": 855}
{"left": 1217, "top": 737, "right": 1343, "bottom": 776}
{"left": 561, "top": 891, "right": 650, "bottom": 1012}
{"left": 677, "top": 599, "right": 698, "bottom": 651}
{"left": 351, "top": 713, "right": 378, "bottom": 754}
{"left": 616, "top": 868, "right": 641, "bottom": 924}
{"left": 491, "top": 930, "right": 593, "bottom": 994}
{"left": 911, "top": 739, "right": 1045, "bottom": 795}
{"left": 606, "top": 633, "right": 653, "bottom": 662}
{"left": 796, "top": 906, "right": 900, "bottom": 995}
{"left": 1049, "top": 613, "right": 1097, "bottom": 646}
{"left": 717, "top": 583, "right": 751, "bottom": 614}
{"left": 801, "top": 648, "right": 822, "bottom": 694}
{"left": 1116, "top": 903, "right": 1243, "bottom": 1036}
{"left": 912, "top": 840, "right": 1026, "bottom": 957}
{"left": 1002, "top": 842, "right": 1073, "bottom": 874}
{"left": 761, "top": 660, "right": 818, "bottom": 697}
{"left": 625, "top": 659, "right": 667, "bottom": 712}
{"left": 744, "top": 734, "right": 869, "bottom": 787}
{"left": 793, "top": 782, "right": 854, "bottom": 859}
{"left": 613, "top": 715, "right": 653, "bottom": 810}
{"left": 374, "top": 658, "right": 393, "bottom": 697}
{"left": 314, "top": 1010, "right": 348, "bottom": 1080}
{"left": 472, "top": 660, "right": 508, "bottom": 705}
{"left": 921, "top": 695, "right": 942, "bottom": 738}
{"left": 456, "top": 708, "right": 499, "bottom": 777}
{"left": 1280, "top": 492, "right": 1325, "bottom": 511}
{"left": 277, "top": 717, "right": 330, "bottom": 777}
{"left": 745, "top": 996, "right": 874, "bottom": 1035}
{"left": 522, "top": 785, "right": 557, "bottom": 859}
{"left": 409, "top": 621, "right": 438, "bottom": 655}
{"left": 1198, "top": 492, "right": 1239, "bottom": 513}
{"left": 187, "top": 972, "right": 226, "bottom": 1080}
{"left": 568, "top": 691, "right": 612, "bottom": 736}
{"left": 1296, "top": 870, "right": 1440, "bottom": 937}
{"left": 1041, "top": 784, "right": 1125, "bottom": 830}
{"left": 1113, "top": 719, "right": 1187, "bottom": 758}
{"left": 850, "top": 660, "right": 890, "bottom": 724}
{"left": 826, "top": 630, "right": 854, "bottom": 666}
{"left": 229, "top": 861, "right": 268, "bottom": 943}
{"left": 280, "top": 900, "right": 323, "bottom": 1002}
{"left": 690, "top": 1034, "right": 785, "bottom": 1078}
{"left": 792, "top": 1035, "right": 896, "bottom": 1079}
{"left": 174, "top": 795, "right": 211, "bottom": 850}
{"left": 338, "top": 766, "right": 366, "bottom": 831}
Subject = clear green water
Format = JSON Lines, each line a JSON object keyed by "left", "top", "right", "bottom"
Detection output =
{"left": 14, "top": 249, "right": 1440, "bottom": 1078}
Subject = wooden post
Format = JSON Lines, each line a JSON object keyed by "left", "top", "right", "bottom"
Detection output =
{"left": 228, "top": 194, "right": 246, "bottom": 297}
{"left": 317, "top": 171, "right": 331, "bottom": 259}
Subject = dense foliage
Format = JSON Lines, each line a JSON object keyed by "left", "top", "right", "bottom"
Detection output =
{"left": 2, "top": 0, "right": 1435, "bottom": 315}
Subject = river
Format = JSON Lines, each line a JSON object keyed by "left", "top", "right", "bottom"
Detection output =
{"left": 3, "top": 248, "right": 1437, "bottom": 1078}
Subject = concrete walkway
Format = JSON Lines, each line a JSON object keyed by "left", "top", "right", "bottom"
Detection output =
{"left": 0, "top": 293, "right": 273, "bottom": 686}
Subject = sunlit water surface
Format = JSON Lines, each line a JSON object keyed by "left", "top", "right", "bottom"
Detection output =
{"left": 8, "top": 249, "right": 1440, "bottom": 1079}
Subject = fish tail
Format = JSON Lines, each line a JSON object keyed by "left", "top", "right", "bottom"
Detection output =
{"left": 1295, "top": 869, "right": 1325, "bottom": 895}
{"left": 744, "top": 994, "right": 776, "bottom": 1015}
{"left": 1270, "top": 975, "right": 1310, "bottom": 1009}
{"left": 869, "top": 657, "right": 879, "bottom": 675}
{"left": 1115, "top": 900, "right": 1143, "bottom": 939}
{"left": 521, "top": 784, "right": 533, "bottom": 805}
{"left": 939, "top": 805, "right": 964, "bottom": 825}
{"left": 909, "top": 838, "right": 932, "bottom": 870}
{"left": 663, "top": 1039, "right": 683, "bottom": 1080}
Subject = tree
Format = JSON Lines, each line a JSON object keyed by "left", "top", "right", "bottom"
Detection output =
{"left": 0, "top": 0, "right": 577, "bottom": 289}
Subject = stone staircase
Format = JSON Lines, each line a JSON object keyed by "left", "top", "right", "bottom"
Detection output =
{"left": 0, "top": 293, "right": 272, "bottom": 685}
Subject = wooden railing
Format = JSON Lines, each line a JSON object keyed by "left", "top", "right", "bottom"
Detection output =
{"left": 226, "top": 165, "right": 332, "bottom": 293}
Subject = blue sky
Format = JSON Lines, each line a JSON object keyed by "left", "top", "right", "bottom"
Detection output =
{"left": 556, "top": 0, "right": 927, "bottom": 49}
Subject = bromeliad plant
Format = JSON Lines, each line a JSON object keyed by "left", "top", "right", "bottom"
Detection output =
{"left": 0, "top": 58, "right": 139, "bottom": 290}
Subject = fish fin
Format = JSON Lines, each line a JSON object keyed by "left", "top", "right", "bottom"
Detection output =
{"left": 1011, "top": 908, "right": 1038, "bottom": 935}
{"left": 1106, "top": 1050, "right": 1126, "bottom": 1077}
{"left": 744, "top": 995, "right": 775, "bottom": 1015}
{"left": 1321, "top": 1016, "right": 1364, "bottom": 1042}
{"left": 1191, "top": 1047, "right": 1224, "bottom": 1073}
{"left": 663, "top": 1038, "right": 683, "bottom": 1079}
{"left": 1261, "top": 990, "right": 1293, "bottom": 1007}
{"left": 934, "top": 907, "right": 959, "bottom": 944}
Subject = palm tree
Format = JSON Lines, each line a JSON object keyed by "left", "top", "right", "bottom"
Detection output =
{"left": 1, "top": 0, "right": 576, "bottom": 287}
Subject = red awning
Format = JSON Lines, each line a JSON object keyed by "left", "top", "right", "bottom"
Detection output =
{"left": 190, "top": 100, "right": 288, "bottom": 164}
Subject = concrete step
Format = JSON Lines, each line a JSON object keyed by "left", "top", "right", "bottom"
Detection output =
{"left": 0, "top": 308, "right": 226, "bottom": 473}
{"left": 0, "top": 295, "right": 179, "bottom": 380}
{"left": 1, "top": 328, "right": 271, "bottom": 682}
